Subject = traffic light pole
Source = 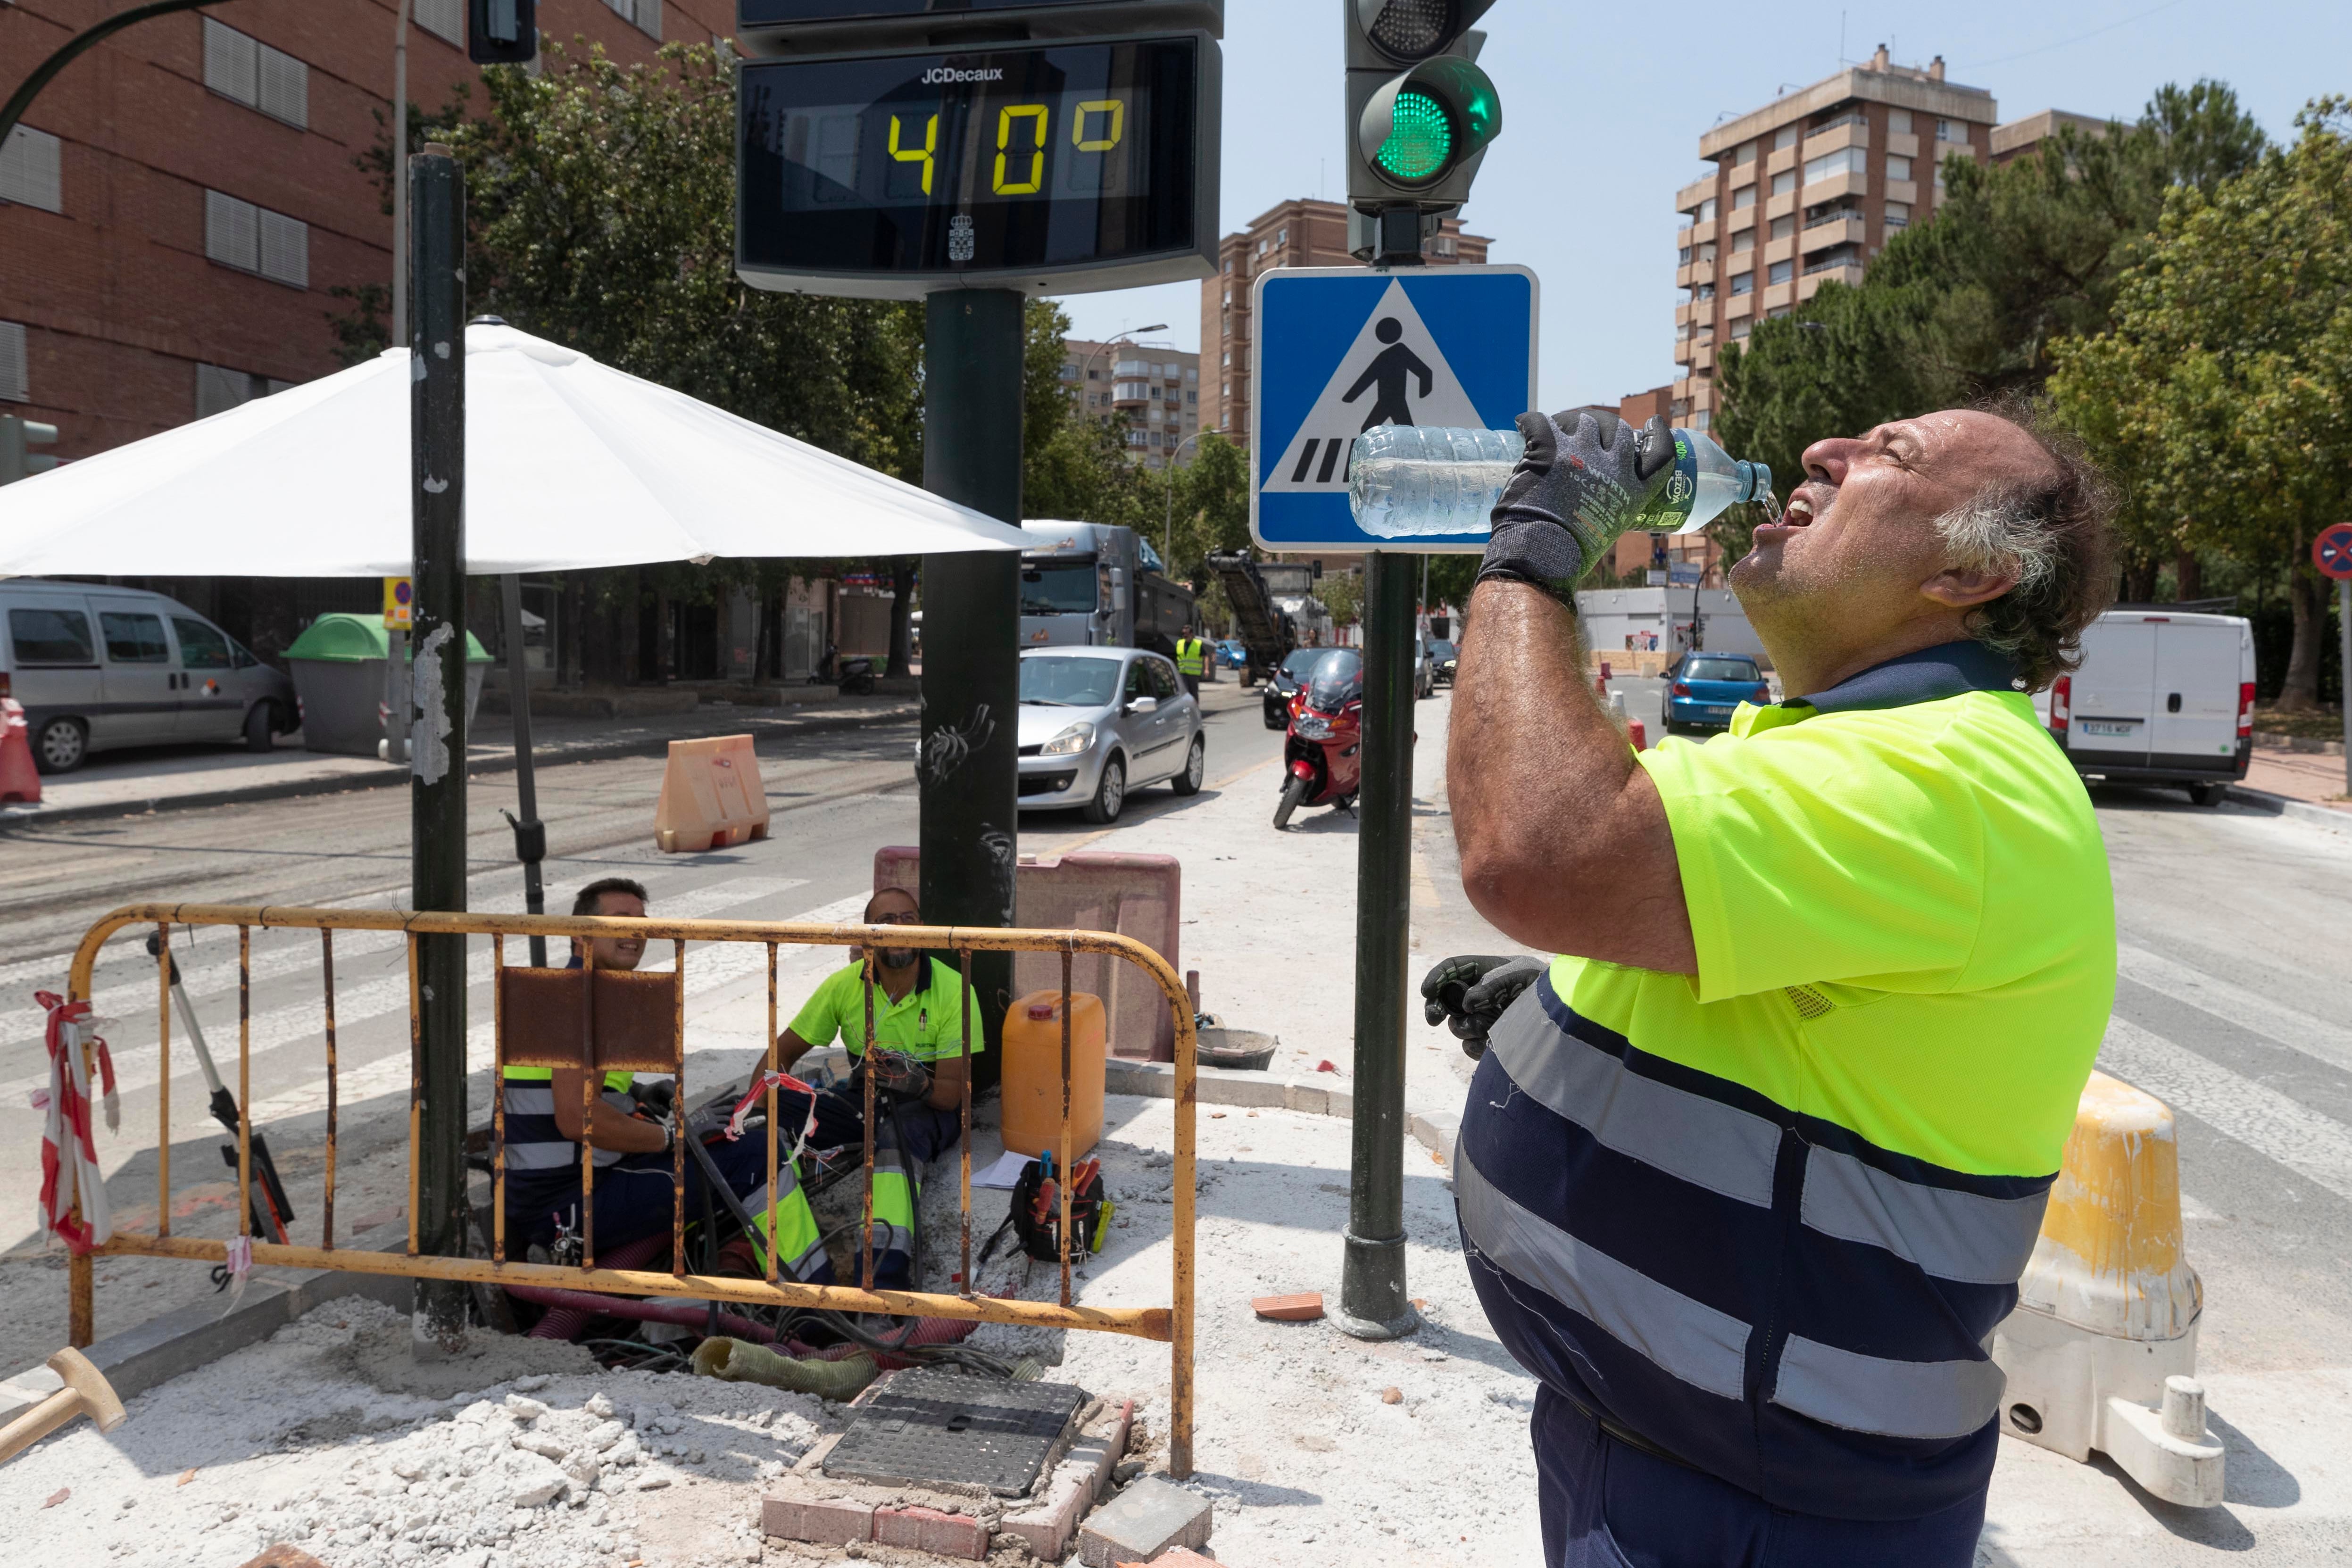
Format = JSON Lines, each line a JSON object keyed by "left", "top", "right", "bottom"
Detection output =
{"left": 918, "top": 290, "right": 1025, "bottom": 1079}
{"left": 1338, "top": 549, "right": 1421, "bottom": 1340}
{"left": 408, "top": 144, "right": 471, "bottom": 1355}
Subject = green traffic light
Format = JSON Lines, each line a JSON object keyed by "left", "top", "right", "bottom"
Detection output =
{"left": 1375, "top": 88, "right": 1454, "bottom": 183}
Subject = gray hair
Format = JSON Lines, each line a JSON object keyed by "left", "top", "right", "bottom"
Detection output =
{"left": 1933, "top": 402, "right": 2118, "bottom": 691}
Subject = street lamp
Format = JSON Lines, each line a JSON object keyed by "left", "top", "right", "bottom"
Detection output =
{"left": 1162, "top": 427, "right": 1219, "bottom": 565}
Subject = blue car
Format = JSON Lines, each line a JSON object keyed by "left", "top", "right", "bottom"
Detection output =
{"left": 1213, "top": 638, "right": 1249, "bottom": 670}
{"left": 1665, "top": 653, "right": 1771, "bottom": 737}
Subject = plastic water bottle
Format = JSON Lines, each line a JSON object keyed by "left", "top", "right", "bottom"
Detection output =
{"left": 1347, "top": 424, "right": 1772, "bottom": 539}
{"left": 1346, "top": 425, "right": 1524, "bottom": 539}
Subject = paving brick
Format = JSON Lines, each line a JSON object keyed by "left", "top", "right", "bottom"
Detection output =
{"left": 1116, "top": 1551, "right": 1223, "bottom": 1568}
{"left": 1077, "top": 1476, "right": 1213, "bottom": 1568}
{"left": 760, "top": 1493, "right": 873, "bottom": 1545}
{"left": 1252, "top": 1292, "right": 1326, "bottom": 1321}
{"left": 874, "top": 1503, "right": 989, "bottom": 1559}
{"left": 998, "top": 1397, "right": 1134, "bottom": 1561}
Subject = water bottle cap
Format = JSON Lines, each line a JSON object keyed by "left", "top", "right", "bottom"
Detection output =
{"left": 1737, "top": 460, "right": 1772, "bottom": 505}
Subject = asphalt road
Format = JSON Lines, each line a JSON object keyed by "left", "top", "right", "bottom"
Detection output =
{"left": 4, "top": 680, "right": 2350, "bottom": 1563}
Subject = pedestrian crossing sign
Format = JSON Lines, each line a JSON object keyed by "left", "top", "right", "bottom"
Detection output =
{"left": 1250, "top": 264, "right": 1537, "bottom": 553}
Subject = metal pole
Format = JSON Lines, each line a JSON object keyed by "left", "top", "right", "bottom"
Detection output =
{"left": 1337, "top": 550, "right": 1420, "bottom": 1340}
{"left": 919, "top": 289, "right": 1025, "bottom": 1087}
{"left": 391, "top": 0, "right": 412, "bottom": 350}
{"left": 408, "top": 143, "right": 469, "bottom": 1355}
{"left": 2340, "top": 577, "right": 2350, "bottom": 798}
{"left": 500, "top": 573, "right": 548, "bottom": 966}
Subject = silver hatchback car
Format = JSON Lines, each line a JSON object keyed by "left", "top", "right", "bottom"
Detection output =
{"left": 1017, "top": 647, "right": 1206, "bottom": 823}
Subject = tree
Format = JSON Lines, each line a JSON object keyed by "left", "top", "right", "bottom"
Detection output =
{"left": 2049, "top": 99, "right": 2352, "bottom": 708}
{"left": 1715, "top": 80, "right": 2267, "bottom": 578}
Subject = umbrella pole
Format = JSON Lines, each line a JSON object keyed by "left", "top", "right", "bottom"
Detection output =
{"left": 500, "top": 573, "right": 549, "bottom": 967}
{"left": 407, "top": 142, "right": 470, "bottom": 1357}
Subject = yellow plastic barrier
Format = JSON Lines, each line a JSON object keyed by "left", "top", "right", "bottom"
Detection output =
{"left": 654, "top": 734, "right": 770, "bottom": 853}
{"left": 1991, "top": 1070, "right": 2224, "bottom": 1505}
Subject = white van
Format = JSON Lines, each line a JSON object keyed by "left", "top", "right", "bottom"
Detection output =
{"left": 2033, "top": 609, "right": 2254, "bottom": 806}
{"left": 0, "top": 580, "right": 296, "bottom": 773}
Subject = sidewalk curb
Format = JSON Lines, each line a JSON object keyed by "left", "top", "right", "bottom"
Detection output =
{"left": 0, "top": 702, "right": 921, "bottom": 828}
{"left": 1105, "top": 1060, "right": 1458, "bottom": 1165}
{"left": 2227, "top": 784, "right": 2350, "bottom": 830}
{"left": 0, "top": 1220, "right": 414, "bottom": 1428}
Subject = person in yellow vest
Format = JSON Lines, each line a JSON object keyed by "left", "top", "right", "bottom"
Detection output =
{"left": 758, "top": 885, "right": 984, "bottom": 1291}
{"left": 499, "top": 877, "right": 777, "bottom": 1265}
{"left": 1173, "top": 625, "right": 1207, "bottom": 698}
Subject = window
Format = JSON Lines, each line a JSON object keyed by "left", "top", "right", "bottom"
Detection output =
{"left": 1698, "top": 198, "right": 1716, "bottom": 222}
{"left": 1729, "top": 272, "right": 1753, "bottom": 296}
{"left": 1145, "top": 659, "right": 1180, "bottom": 700}
{"left": 1769, "top": 215, "right": 1795, "bottom": 241}
{"left": 0, "top": 124, "right": 62, "bottom": 213}
{"left": 1889, "top": 110, "right": 1912, "bottom": 135}
{"left": 1732, "top": 187, "right": 1754, "bottom": 210}
{"left": 1804, "top": 244, "right": 1863, "bottom": 275}
{"left": 1937, "top": 118, "right": 1961, "bottom": 142}
{"left": 1276, "top": 226, "right": 1288, "bottom": 246}
{"left": 1935, "top": 159, "right": 1949, "bottom": 190}
{"left": 1675, "top": 320, "right": 1692, "bottom": 342}
{"left": 1186, "top": 390, "right": 1196, "bottom": 404}
{"left": 172, "top": 618, "right": 233, "bottom": 670}
{"left": 603, "top": 0, "right": 660, "bottom": 39}
{"left": 1767, "top": 305, "right": 1794, "bottom": 319}
{"left": 1771, "top": 171, "right": 1795, "bottom": 196}
{"left": 1768, "top": 259, "right": 1793, "bottom": 285}
{"left": 1732, "top": 143, "right": 1755, "bottom": 166}
{"left": 9, "top": 608, "right": 94, "bottom": 666}
{"left": 1886, "top": 155, "right": 1912, "bottom": 183}
{"left": 1731, "top": 229, "right": 1753, "bottom": 254}
{"left": 1677, "top": 245, "right": 1692, "bottom": 265}
{"left": 1696, "top": 283, "right": 1716, "bottom": 301}
{"left": 1057, "top": 362, "right": 1077, "bottom": 382}
{"left": 205, "top": 191, "right": 308, "bottom": 287}
{"left": 100, "top": 612, "right": 169, "bottom": 664}
{"left": 196, "top": 363, "right": 290, "bottom": 418}
{"left": 203, "top": 19, "right": 307, "bottom": 127}
{"left": 1803, "top": 146, "right": 1867, "bottom": 184}
{"left": 1774, "top": 125, "right": 1798, "bottom": 150}
{"left": 0, "top": 321, "right": 25, "bottom": 403}
{"left": 1693, "top": 410, "right": 1711, "bottom": 431}
{"left": 1731, "top": 320, "right": 1753, "bottom": 340}
{"left": 1885, "top": 202, "right": 1911, "bottom": 229}
{"left": 414, "top": 0, "right": 462, "bottom": 44}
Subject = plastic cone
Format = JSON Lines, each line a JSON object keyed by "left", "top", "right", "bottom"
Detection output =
{"left": 0, "top": 700, "right": 41, "bottom": 805}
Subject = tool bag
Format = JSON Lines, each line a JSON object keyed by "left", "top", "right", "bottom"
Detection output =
{"left": 981, "top": 1154, "right": 1111, "bottom": 1267}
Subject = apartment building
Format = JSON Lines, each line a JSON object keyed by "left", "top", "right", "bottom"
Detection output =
{"left": 0, "top": 0, "right": 720, "bottom": 467}
{"left": 1201, "top": 197, "right": 1490, "bottom": 450}
{"left": 1061, "top": 338, "right": 1202, "bottom": 470}
{"left": 1991, "top": 108, "right": 2119, "bottom": 165}
{"left": 1672, "top": 46, "right": 1997, "bottom": 429}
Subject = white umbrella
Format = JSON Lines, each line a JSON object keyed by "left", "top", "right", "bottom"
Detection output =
{"left": 0, "top": 321, "right": 1027, "bottom": 574}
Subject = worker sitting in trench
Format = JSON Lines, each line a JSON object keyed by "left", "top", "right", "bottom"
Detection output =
{"left": 500, "top": 877, "right": 775, "bottom": 1267}
{"left": 756, "top": 885, "right": 983, "bottom": 1292}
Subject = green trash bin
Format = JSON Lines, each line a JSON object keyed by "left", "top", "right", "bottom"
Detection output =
{"left": 285, "top": 614, "right": 492, "bottom": 757}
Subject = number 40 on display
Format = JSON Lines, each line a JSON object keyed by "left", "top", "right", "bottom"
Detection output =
{"left": 887, "top": 100, "right": 1127, "bottom": 196}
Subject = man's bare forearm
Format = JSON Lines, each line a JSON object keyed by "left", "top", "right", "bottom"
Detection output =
{"left": 1448, "top": 580, "right": 1697, "bottom": 972}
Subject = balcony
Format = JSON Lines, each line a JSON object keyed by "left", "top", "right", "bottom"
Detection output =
{"left": 1766, "top": 144, "right": 1797, "bottom": 176}
{"left": 1762, "top": 282, "right": 1794, "bottom": 311}
{"left": 1688, "top": 218, "right": 1717, "bottom": 245}
{"left": 1728, "top": 159, "right": 1757, "bottom": 190}
{"left": 1800, "top": 169, "right": 1869, "bottom": 206}
{"left": 1765, "top": 190, "right": 1796, "bottom": 221}
{"left": 1798, "top": 265, "right": 1864, "bottom": 299}
{"left": 1693, "top": 342, "right": 1716, "bottom": 372}
{"left": 1886, "top": 131, "right": 1920, "bottom": 158}
{"left": 1801, "top": 213, "right": 1867, "bottom": 252}
{"left": 1803, "top": 120, "right": 1868, "bottom": 157}
{"left": 1674, "top": 173, "right": 1716, "bottom": 212}
{"left": 1725, "top": 290, "right": 1754, "bottom": 320}
{"left": 1764, "top": 235, "right": 1795, "bottom": 265}
{"left": 1725, "top": 202, "right": 1757, "bottom": 233}
{"left": 1884, "top": 178, "right": 1918, "bottom": 205}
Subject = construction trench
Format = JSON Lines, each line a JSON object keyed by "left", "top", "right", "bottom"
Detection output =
{"left": 14, "top": 905, "right": 1247, "bottom": 1567}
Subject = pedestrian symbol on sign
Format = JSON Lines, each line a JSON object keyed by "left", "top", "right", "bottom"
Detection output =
{"left": 1263, "top": 278, "right": 1486, "bottom": 496}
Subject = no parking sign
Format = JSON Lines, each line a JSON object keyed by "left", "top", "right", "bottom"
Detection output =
{"left": 2315, "top": 523, "right": 2352, "bottom": 581}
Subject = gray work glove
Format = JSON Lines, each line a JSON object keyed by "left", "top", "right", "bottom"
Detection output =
{"left": 866, "top": 1049, "right": 933, "bottom": 1099}
{"left": 1421, "top": 955, "right": 1547, "bottom": 1059}
{"left": 681, "top": 1095, "right": 731, "bottom": 1146}
{"left": 1478, "top": 412, "right": 1678, "bottom": 598}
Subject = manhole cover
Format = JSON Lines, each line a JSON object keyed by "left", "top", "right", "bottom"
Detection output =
{"left": 824, "top": 1369, "right": 1087, "bottom": 1497}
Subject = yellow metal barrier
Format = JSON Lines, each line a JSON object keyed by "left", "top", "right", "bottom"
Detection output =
{"left": 61, "top": 902, "right": 1198, "bottom": 1476}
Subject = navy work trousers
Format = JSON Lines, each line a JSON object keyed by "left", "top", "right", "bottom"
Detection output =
{"left": 1532, "top": 1386, "right": 1987, "bottom": 1568}
{"left": 507, "top": 1130, "right": 771, "bottom": 1263}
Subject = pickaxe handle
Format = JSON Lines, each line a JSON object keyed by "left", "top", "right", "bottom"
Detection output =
{"left": 0, "top": 1348, "right": 124, "bottom": 1466}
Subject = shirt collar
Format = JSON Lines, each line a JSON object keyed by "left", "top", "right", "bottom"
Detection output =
{"left": 1782, "top": 640, "right": 2022, "bottom": 715}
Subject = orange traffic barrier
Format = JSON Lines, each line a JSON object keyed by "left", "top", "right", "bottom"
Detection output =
{"left": 1992, "top": 1070, "right": 2224, "bottom": 1505}
{"left": 653, "top": 734, "right": 770, "bottom": 853}
{"left": 0, "top": 699, "right": 41, "bottom": 805}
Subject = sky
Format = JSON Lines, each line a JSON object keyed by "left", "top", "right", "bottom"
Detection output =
{"left": 1050, "top": 0, "right": 2352, "bottom": 418}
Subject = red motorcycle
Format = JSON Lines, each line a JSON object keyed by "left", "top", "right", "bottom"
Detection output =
{"left": 1275, "top": 648, "right": 1365, "bottom": 830}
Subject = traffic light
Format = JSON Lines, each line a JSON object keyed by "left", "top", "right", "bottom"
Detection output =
{"left": 1346, "top": 0, "right": 1502, "bottom": 256}
{"left": 468, "top": 0, "right": 536, "bottom": 65}
{"left": 0, "top": 415, "right": 57, "bottom": 486}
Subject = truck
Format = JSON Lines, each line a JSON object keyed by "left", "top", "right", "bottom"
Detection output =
{"left": 1204, "top": 553, "right": 1339, "bottom": 686}
{"left": 2032, "top": 607, "right": 2255, "bottom": 806}
{"left": 1019, "top": 521, "right": 1197, "bottom": 658}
